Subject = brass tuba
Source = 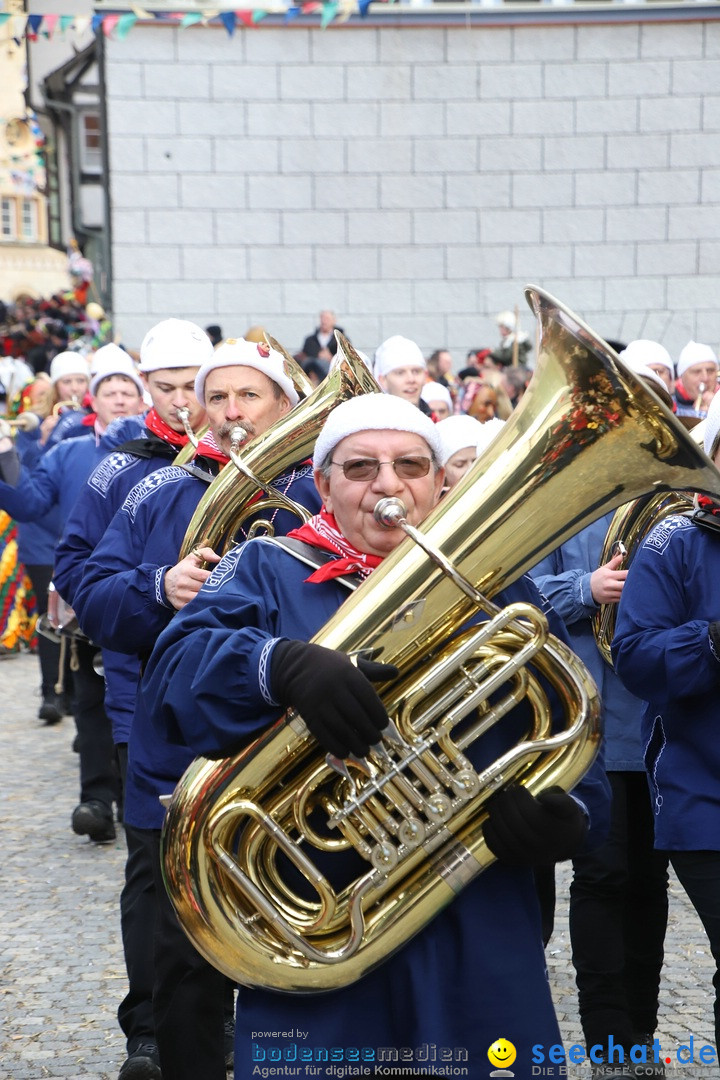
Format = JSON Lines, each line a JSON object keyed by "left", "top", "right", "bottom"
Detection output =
{"left": 178, "top": 332, "right": 379, "bottom": 556}
{"left": 160, "top": 286, "right": 720, "bottom": 993}
{"left": 592, "top": 417, "right": 709, "bottom": 665}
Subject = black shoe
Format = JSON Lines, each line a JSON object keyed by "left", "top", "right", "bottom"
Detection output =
{"left": 631, "top": 1035, "right": 665, "bottom": 1078}
{"left": 591, "top": 1065, "right": 635, "bottom": 1080}
{"left": 224, "top": 1016, "right": 234, "bottom": 1072}
{"left": 71, "top": 801, "right": 116, "bottom": 843}
{"left": 38, "top": 695, "right": 62, "bottom": 724}
{"left": 118, "top": 1043, "right": 162, "bottom": 1080}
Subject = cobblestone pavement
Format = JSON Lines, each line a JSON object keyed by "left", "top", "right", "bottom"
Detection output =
{"left": 2, "top": 650, "right": 718, "bottom": 1079}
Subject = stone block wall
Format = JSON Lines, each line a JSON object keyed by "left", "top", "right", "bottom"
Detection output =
{"left": 105, "top": 14, "right": 720, "bottom": 365}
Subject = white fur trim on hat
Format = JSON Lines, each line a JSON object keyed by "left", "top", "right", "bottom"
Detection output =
{"left": 139, "top": 319, "right": 214, "bottom": 373}
{"left": 49, "top": 351, "right": 90, "bottom": 385}
{"left": 420, "top": 381, "right": 453, "bottom": 413}
{"left": 89, "top": 344, "right": 144, "bottom": 396}
{"left": 313, "top": 393, "right": 441, "bottom": 471}
{"left": 704, "top": 389, "right": 720, "bottom": 457}
{"left": 194, "top": 338, "right": 299, "bottom": 409}
{"left": 373, "top": 336, "right": 427, "bottom": 378}
{"left": 618, "top": 340, "right": 674, "bottom": 376}
{"left": 436, "top": 414, "right": 505, "bottom": 467}
{"left": 677, "top": 341, "right": 718, "bottom": 378}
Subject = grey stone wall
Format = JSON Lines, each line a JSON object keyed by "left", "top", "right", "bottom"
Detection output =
{"left": 105, "top": 15, "right": 720, "bottom": 365}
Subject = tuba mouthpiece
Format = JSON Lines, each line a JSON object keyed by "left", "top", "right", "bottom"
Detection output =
{"left": 373, "top": 498, "right": 407, "bottom": 529}
{"left": 230, "top": 424, "right": 248, "bottom": 452}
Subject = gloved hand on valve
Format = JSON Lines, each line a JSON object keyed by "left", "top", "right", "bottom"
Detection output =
{"left": 482, "top": 784, "right": 588, "bottom": 867}
{"left": 270, "top": 639, "right": 399, "bottom": 760}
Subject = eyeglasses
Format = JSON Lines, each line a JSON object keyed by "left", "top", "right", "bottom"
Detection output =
{"left": 329, "top": 456, "right": 432, "bottom": 482}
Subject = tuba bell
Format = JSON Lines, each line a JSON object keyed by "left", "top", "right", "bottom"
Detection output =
{"left": 160, "top": 286, "right": 720, "bottom": 994}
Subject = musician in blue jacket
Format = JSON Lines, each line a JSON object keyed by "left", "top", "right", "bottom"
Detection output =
{"left": 531, "top": 515, "right": 669, "bottom": 1077}
{"left": 613, "top": 389, "right": 720, "bottom": 1053}
{"left": 73, "top": 338, "right": 322, "bottom": 1080}
{"left": 52, "top": 318, "right": 213, "bottom": 1080}
{"left": 141, "top": 393, "right": 606, "bottom": 1080}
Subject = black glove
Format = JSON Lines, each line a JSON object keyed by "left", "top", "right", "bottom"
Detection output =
{"left": 270, "top": 639, "right": 398, "bottom": 759}
{"left": 482, "top": 784, "right": 588, "bottom": 867}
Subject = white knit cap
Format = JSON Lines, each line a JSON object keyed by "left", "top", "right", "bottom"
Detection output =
{"left": 420, "top": 381, "right": 453, "bottom": 413}
{"left": 374, "top": 336, "right": 426, "bottom": 378}
{"left": 436, "top": 414, "right": 505, "bottom": 467}
{"left": 49, "top": 351, "right": 90, "bottom": 386}
{"left": 622, "top": 359, "right": 671, "bottom": 394}
{"left": 139, "top": 319, "right": 214, "bottom": 373}
{"left": 89, "top": 344, "right": 144, "bottom": 396}
{"left": 704, "top": 389, "right": 720, "bottom": 457}
{"left": 496, "top": 310, "right": 516, "bottom": 331}
{"left": 677, "top": 341, "right": 718, "bottom": 378}
{"left": 313, "top": 393, "right": 441, "bottom": 470}
{"left": 194, "top": 337, "right": 299, "bottom": 409}
{"left": 618, "top": 340, "right": 674, "bottom": 376}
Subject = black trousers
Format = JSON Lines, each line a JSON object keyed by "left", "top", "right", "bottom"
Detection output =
{"left": 116, "top": 744, "right": 157, "bottom": 1055}
{"left": 24, "top": 563, "right": 60, "bottom": 698}
{"left": 72, "top": 638, "right": 119, "bottom": 809}
{"left": 148, "top": 827, "right": 230, "bottom": 1080}
{"left": 570, "top": 771, "right": 669, "bottom": 1050}
{"left": 668, "top": 850, "right": 720, "bottom": 1049}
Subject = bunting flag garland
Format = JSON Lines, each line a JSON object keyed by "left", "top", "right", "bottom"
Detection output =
{"left": 0, "top": 0, "right": 390, "bottom": 39}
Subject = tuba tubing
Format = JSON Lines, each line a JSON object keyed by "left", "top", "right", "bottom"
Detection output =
{"left": 161, "top": 286, "right": 720, "bottom": 993}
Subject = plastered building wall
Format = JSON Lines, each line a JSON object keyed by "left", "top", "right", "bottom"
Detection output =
{"left": 105, "top": 16, "right": 720, "bottom": 363}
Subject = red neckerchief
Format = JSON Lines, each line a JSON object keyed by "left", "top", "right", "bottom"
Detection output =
{"left": 81, "top": 412, "right": 97, "bottom": 427}
{"left": 286, "top": 509, "right": 383, "bottom": 583}
{"left": 145, "top": 407, "right": 189, "bottom": 447}
{"left": 194, "top": 430, "right": 230, "bottom": 466}
{"left": 696, "top": 494, "right": 720, "bottom": 517}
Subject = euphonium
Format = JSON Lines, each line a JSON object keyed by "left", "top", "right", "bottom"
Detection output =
{"left": 161, "top": 286, "right": 720, "bottom": 994}
{"left": 178, "top": 333, "right": 379, "bottom": 555}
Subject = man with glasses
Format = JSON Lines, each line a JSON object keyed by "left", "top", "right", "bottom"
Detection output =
{"left": 141, "top": 393, "right": 605, "bottom": 1079}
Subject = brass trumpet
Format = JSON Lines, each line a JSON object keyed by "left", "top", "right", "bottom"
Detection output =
{"left": 1, "top": 412, "right": 41, "bottom": 434}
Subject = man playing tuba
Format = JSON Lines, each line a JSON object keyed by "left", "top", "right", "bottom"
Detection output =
{"left": 141, "top": 393, "right": 608, "bottom": 1078}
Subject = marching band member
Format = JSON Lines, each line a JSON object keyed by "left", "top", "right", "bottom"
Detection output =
{"left": 53, "top": 318, "right": 213, "bottom": 1080}
{"left": 73, "top": 337, "right": 322, "bottom": 1080}
{"left": 141, "top": 393, "right": 606, "bottom": 1079}
{"left": 673, "top": 341, "right": 718, "bottom": 420}
{"left": 613, "top": 388, "right": 720, "bottom": 1054}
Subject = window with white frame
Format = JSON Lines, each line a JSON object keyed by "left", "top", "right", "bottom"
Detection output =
{"left": 80, "top": 112, "right": 102, "bottom": 174}
{"left": 20, "top": 198, "right": 38, "bottom": 241}
{"left": 1, "top": 197, "right": 16, "bottom": 240}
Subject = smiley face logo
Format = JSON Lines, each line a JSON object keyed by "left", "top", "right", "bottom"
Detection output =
{"left": 488, "top": 1038, "right": 517, "bottom": 1070}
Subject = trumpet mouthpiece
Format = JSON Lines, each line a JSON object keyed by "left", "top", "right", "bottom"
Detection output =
{"left": 373, "top": 498, "right": 407, "bottom": 529}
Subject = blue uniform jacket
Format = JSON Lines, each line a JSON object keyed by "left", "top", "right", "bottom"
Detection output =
{"left": 13, "top": 425, "right": 62, "bottom": 565}
{"left": 613, "top": 512, "right": 720, "bottom": 850}
{"left": 73, "top": 461, "right": 321, "bottom": 786}
{"left": 530, "top": 513, "right": 647, "bottom": 771}
{"left": 0, "top": 417, "right": 143, "bottom": 529}
{"left": 53, "top": 420, "right": 192, "bottom": 744}
{"left": 139, "top": 539, "right": 607, "bottom": 1076}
